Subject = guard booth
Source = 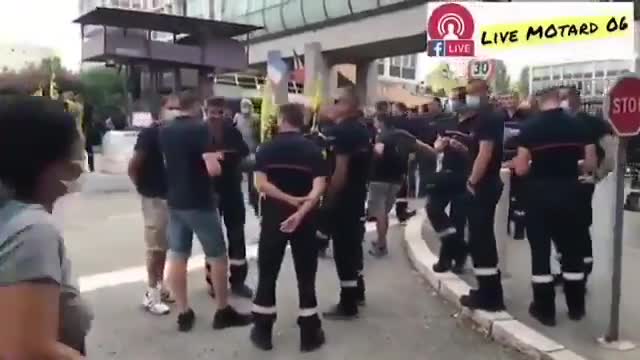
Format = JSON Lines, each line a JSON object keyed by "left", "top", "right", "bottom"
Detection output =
{"left": 74, "top": 7, "right": 260, "bottom": 109}
{"left": 73, "top": 8, "right": 260, "bottom": 173}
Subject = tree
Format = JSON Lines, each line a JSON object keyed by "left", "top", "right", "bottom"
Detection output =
{"left": 0, "top": 56, "right": 79, "bottom": 95}
{"left": 424, "top": 62, "right": 465, "bottom": 97}
{"left": 518, "top": 67, "right": 530, "bottom": 97}
{"left": 493, "top": 60, "right": 511, "bottom": 94}
{"left": 80, "top": 67, "right": 126, "bottom": 122}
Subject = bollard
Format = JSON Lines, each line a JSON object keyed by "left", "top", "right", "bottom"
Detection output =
{"left": 495, "top": 168, "right": 511, "bottom": 278}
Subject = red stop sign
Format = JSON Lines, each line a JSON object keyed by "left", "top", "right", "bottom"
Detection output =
{"left": 607, "top": 76, "right": 640, "bottom": 137}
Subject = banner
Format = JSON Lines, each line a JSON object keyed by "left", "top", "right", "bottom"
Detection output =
{"left": 426, "top": 2, "right": 635, "bottom": 64}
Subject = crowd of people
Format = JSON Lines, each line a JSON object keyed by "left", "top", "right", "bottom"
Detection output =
{"left": 0, "top": 76, "right": 614, "bottom": 358}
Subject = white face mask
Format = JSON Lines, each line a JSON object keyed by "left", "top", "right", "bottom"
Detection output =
{"left": 161, "top": 109, "right": 181, "bottom": 121}
{"left": 241, "top": 107, "right": 251, "bottom": 114}
{"left": 466, "top": 95, "right": 481, "bottom": 108}
{"left": 560, "top": 100, "right": 571, "bottom": 110}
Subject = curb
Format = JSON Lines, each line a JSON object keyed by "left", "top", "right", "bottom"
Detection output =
{"left": 403, "top": 209, "right": 589, "bottom": 360}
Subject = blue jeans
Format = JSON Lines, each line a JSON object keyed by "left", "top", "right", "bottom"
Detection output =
{"left": 168, "top": 208, "right": 226, "bottom": 261}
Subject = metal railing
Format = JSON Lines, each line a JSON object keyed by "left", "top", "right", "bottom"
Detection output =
{"left": 213, "top": 73, "right": 304, "bottom": 94}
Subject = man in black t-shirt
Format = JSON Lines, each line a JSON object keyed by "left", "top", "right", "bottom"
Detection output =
{"left": 203, "top": 97, "right": 253, "bottom": 299}
{"left": 458, "top": 79, "right": 506, "bottom": 312}
{"left": 513, "top": 87, "right": 597, "bottom": 326}
{"left": 390, "top": 103, "right": 418, "bottom": 222}
{"left": 322, "top": 88, "right": 372, "bottom": 319}
{"left": 368, "top": 115, "right": 436, "bottom": 257}
{"left": 128, "top": 94, "right": 179, "bottom": 316}
{"left": 250, "top": 104, "right": 328, "bottom": 352}
{"left": 159, "top": 92, "right": 250, "bottom": 332}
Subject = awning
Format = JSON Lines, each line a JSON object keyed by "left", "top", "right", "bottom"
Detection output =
{"left": 74, "top": 7, "right": 261, "bottom": 38}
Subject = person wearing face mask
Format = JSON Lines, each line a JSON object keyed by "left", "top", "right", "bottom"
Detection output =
{"left": 128, "top": 94, "right": 180, "bottom": 315}
{"left": 204, "top": 97, "right": 253, "bottom": 299}
{"left": 0, "top": 96, "right": 92, "bottom": 359}
{"left": 558, "top": 85, "right": 613, "bottom": 285}
{"left": 390, "top": 102, "right": 418, "bottom": 223}
{"left": 457, "top": 79, "right": 507, "bottom": 312}
{"left": 513, "top": 87, "right": 597, "bottom": 326}
{"left": 233, "top": 98, "right": 260, "bottom": 214}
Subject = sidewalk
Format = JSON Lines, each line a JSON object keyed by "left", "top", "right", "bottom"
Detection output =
{"left": 82, "top": 224, "right": 525, "bottom": 359}
{"left": 417, "top": 178, "right": 640, "bottom": 360}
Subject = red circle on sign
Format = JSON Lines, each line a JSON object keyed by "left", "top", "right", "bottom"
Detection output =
{"left": 427, "top": 3, "right": 475, "bottom": 40}
{"left": 607, "top": 76, "right": 640, "bottom": 137}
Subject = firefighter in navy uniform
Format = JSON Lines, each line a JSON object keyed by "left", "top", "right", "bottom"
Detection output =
{"left": 427, "top": 106, "right": 476, "bottom": 274}
{"left": 322, "top": 88, "right": 372, "bottom": 319}
{"left": 458, "top": 79, "right": 507, "bottom": 312}
{"left": 503, "top": 94, "right": 532, "bottom": 240}
{"left": 250, "top": 104, "right": 328, "bottom": 352}
{"left": 204, "top": 97, "right": 253, "bottom": 298}
{"left": 513, "top": 87, "right": 597, "bottom": 326}
{"left": 559, "top": 85, "right": 612, "bottom": 284}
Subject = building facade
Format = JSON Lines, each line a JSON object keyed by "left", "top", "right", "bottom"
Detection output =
{"left": 530, "top": 60, "right": 632, "bottom": 99}
{"left": 79, "top": 0, "right": 214, "bottom": 17}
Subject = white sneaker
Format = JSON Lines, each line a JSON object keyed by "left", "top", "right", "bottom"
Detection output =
{"left": 142, "top": 287, "right": 171, "bottom": 315}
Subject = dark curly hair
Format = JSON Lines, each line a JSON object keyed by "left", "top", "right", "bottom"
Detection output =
{"left": 0, "top": 96, "right": 79, "bottom": 199}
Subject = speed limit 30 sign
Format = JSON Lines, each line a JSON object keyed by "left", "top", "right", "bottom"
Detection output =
{"left": 468, "top": 59, "right": 495, "bottom": 81}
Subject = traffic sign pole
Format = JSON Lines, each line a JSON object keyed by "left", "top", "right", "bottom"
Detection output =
{"left": 606, "top": 136, "right": 626, "bottom": 343}
{"left": 598, "top": 75, "right": 639, "bottom": 351}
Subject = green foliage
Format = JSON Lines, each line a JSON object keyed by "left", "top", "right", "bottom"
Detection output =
{"left": 80, "top": 67, "right": 126, "bottom": 121}
{"left": 518, "top": 67, "right": 530, "bottom": 97}
{"left": 493, "top": 60, "right": 511, "bottom": 94}
{"left": 0, "top": 56, "right": 79, "bottom": 95}
{"left": 424, "top": 62, "right": 464, "bottom": 97}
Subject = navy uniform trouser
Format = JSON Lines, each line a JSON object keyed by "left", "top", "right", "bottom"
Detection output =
{"left": 426, "top": 185, "right": 468, "bottom": 262}
{"left": 508, "top": 174, "right": 526, "bottom": 239}
{"left": 252, "top": 209, "right": 319, "bottom": 322}
{"left": 206, "top": 184, "right": 247, "bottom": 288}
{"left": 525, "top": 180, "right": 586, "bottom": 316}
{"left": 577, "top": 183, "right": 595, "bottom": 276}
{"left": 467, "top": 179, "right": 504, "bottom": 304}
{"left": 330, "top": 208, "right": 365, "bottom": 313}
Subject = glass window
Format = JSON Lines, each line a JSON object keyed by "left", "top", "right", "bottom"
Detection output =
{"left": 378, "top": 62, "right": 386, "bottom": 76}
{"left": 402, "top": 67, "right": 416, "bottom": 80}
{"left": 131, "top": 0, "right": 142, "bottom": 9}
{"left": 390, "top": 66, "right": 401, "bottom": 77}
{"left": 391, "top": 56, "right": 402, "bottom": 66}
{"left": 595, "top": 70, "right": 605, "bottom": 77}
{"left": 584, "top": 80, "right": 593, "bottom": 96}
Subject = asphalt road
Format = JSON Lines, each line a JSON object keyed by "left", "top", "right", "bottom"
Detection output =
{"left": 54, "top": 178, "right": 526, "bottom": 360}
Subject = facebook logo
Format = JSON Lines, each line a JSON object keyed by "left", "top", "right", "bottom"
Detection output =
{"left": 427, "top": 40, "right": 445, "bottom": 57}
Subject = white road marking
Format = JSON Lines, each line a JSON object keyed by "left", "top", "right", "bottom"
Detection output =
{"left": 77, "top": 218, "right": 399, "bottom": 294}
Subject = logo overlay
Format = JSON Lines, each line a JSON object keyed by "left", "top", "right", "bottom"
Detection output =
{"left": 427, "top": 3, "right": 475, "bottom": 57}
{"left": 479, "top": 15, "right": 631, "bottom": 50}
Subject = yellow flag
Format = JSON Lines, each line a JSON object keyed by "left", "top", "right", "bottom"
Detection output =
{"left": 49, "top": 69, "right": 59, "bottom": 100}
{"left": 32, "top": 84, "right": 43, "bottom": 97}
{"left": 260, "top": 80, "right": 277, "bottom": 143}
{"left": 311, "top": 79, "right": 323, "bottom": 112}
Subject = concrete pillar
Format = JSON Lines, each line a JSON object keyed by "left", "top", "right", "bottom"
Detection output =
{"left": 173, "top": 68, "right": 182, "bottom": 93}
{"left": 355, "top": 60, "right": 379, "bottom": 106}
{"left": 267, "top": 50, "right": 289, "bottom": 105}
{"left": 304, "top": 42, "right": 330, "bottom": 104}
{"left": 197, "top": 69, "right": 213, "bottom": 99}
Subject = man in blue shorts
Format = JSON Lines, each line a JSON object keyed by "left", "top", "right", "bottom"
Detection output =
{"left": 159, "top": 91, "right": 251, "bottom": 332}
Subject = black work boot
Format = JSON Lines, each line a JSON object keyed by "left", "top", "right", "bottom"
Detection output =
{"left": 250, "top": 316, "right": 275, "bottom": 351}
{"left": 356, "top": 276, "right": 366, "bottom": 306}
{"left": 213, "top": 306, "right": 252, "bottom": 329}
{"left": 460, "top": 273, "right": 506, "bottom": 312}
{"left": 564, "top": 278, "right": 586, "bottom": 321}
{"left": 433, "top": 234, "right": 454, "bottom": 273}
{"left": 323, "top": 287, "right": 358, "bottom": 320}
{"left": 298, "top": 315, "right": 326, "bottom": 353}
{"left": 529, "top": 282, "right": 556, "bottom": 327}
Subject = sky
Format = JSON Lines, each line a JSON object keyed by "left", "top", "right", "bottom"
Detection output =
{"left": 0, "top": 0, "right": 82, "bottom": 70}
